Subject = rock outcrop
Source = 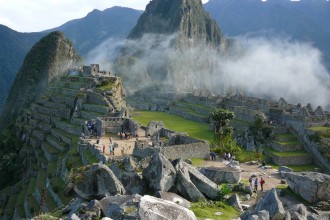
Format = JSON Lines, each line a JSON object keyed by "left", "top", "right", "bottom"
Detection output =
{"left": 142, "top": 153, "right": 176, "bottom": 192}
{"left": 110, "top": 164, "right": 146, "bottom": 195}
{"left": 254, "top": 188, "right": 285, "bottom": 220}
{"left": 154, "top": 191, "right": 191, "bottom": 208}
{"left": 200, "top": 166, "right": 241, "bottom": 184}
{"left": 0, "top": 31, "right": 80, "bottom": 129}
{"left": 172, "top": 158, "right": 220, "bottom": 200}
{"left": 99, "top": 194, "right": 197, "bottom": 220}
{"left": 73, "top": 164, "right": 126, "bottom": 200}
{"left": 286, "top": 172, "right": 330, "bottom": 203}
{"left": 226, "top": 194, "right": 243, "bottom": 212}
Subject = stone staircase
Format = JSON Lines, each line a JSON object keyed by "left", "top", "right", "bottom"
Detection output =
{"left": 264, "top": 126, "right": 313, "bottom": 166}
{"left": 1, "top": 75, "right": 125, "bottom": 219}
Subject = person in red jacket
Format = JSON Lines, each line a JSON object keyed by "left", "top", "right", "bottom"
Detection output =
{"left": 260, "top": 177, "right": 265, "bottom": 191}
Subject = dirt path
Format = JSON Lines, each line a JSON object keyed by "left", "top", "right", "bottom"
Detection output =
{"left": 203, "top": 159, "right": 301, "bottom": 209}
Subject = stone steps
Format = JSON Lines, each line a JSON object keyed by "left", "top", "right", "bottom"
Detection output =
{"left": 71, "top": 117, "right": 89, "bottom": 126}
{"left": 40, "top": 99, "right": 68, "bottom": 110}
{"left": 32, "top": 112, "right": 51, "bottom": 124}
{"left": 80, "top": 110, "right": 104, "bottom": 119}
{"left": 264, "top": 148, "right": 313, "bottom": 166}
{"left": 35, "top": 149, "right": 48, "bottom": 169}
{"left": 35, "top": 104, "right": 71, "bottom": 120}
{"left": 83, "top": 103, "right": 109, "bottom": 114}
{"left": 33, "top": 129, "right": 47, "bottom": 142}
{"left": 59, "top": 76, "right": 95, "bottom": 84}
{"left": 41, "top": 142, "right": 60, "bottom": 161}
{"left": 167, "top": 105, "right": 209, "bottom": 123}
{"left": 46, "top": 134, "right": 69, "bottom": 152}
{"left": 55, "top": 120, "right": 82, "bottom": 136}
{"left": 25, "top": 195, "right": 40, "bottom": 218}
{"left": 175, "top": 101, "right": 211, "bottom": 116}
{"left": 50, "top": 86, "right": 79, "bottom": 97}
{"left": 30, "top": 137, "right": 41, "bottom": 149}
{"left": 47, "top": 92, "right": 76, "bottom": 108}
{"left": 57, "top": 81, "right": 90, "bottom": 90}
{"left": 271, "top": 141, "right": 304, "bottom": 152}
{"left": 51, "top": 128, "right": 73, "bottom": 145}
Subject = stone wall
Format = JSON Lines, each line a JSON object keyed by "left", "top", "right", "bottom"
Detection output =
{"left": 286, "top": 118, "right": 330, "bottom": 173}
{"left": 168, "top": 134, "right": 206, "bottom": 145}
{"left": 133, "top": 141, "right": 210, "bottom": 160}
{"left": 160, "top": 143, "right": 210, "bottom": 160}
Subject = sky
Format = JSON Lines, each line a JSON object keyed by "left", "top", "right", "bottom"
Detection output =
{"left": 0, "top": 0, "right": 209, "bottom": 32}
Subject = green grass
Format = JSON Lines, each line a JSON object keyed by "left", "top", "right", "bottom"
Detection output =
{"left": 132, "top": 111, "right": 213, "bottom": 142}
{"left": 190, "top": 201, "right": 239, "bottom": 220}
{"left": 274, "top": 140, "right": 301, "bottom": 145}
{"left": 266, "top": 148, "right": 309, "bottom": 157}
{"left": 268, "top": 163, "right": 319, "bottom": 172}
{"left": 191, "top": 158, "right": 207, "bottom": 167}
{"left": 308, "top": 126, "right": 330, "bottom": 132}
{"left": 275, "top": 133, "right": 297, "bottom": 140}
{"left": 275, "top": 185, "right": 310, "bottom": 205}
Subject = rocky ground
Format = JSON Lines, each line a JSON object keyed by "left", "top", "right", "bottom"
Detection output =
{"left": 203, "top": 159, "right": 302, "bottom": 209}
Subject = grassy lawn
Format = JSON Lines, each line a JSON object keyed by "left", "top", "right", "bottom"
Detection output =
{"left": 274, "top": 140, "right": 301, "bottom": 145}
{"left": 275, "top": 133, "right": 297, "bottom": 140}
{"left": 132, "top": 111, "right": 213, "bottom": 142}
{"left": 268, "top": 163, "right": 319, "bottom": 172}
{"left": 190, "top": 201, "right": 240, "bottom": 220}
{"left": 266, "top": 148, "right": 309, "bottom": 157}
{"left": 308, "top": 126, "right": 330, "bottom": 132}
{"left": 191, "top": 158, "right": 207, "bottom": 167}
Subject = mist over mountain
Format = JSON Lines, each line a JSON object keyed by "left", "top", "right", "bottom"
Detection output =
{"left": 204, "top": 0, "right": 330, "bottom": 70}
{"left": 113, "top": 0, "right": 229, "bottom": 91}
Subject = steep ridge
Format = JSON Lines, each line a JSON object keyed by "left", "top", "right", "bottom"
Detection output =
{"left": 115, "top": 0, "right": 228, "bottom": 91}
{"left": 0, "top": 70, "right": 127, "bottom": 219}
{"left": 128, "top": 0, "right": 225, "bottom": 47}
{"left": 0, "top": 31, "right": 80, "bottom": 130}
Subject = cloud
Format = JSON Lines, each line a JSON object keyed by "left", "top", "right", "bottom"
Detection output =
{"left": 87, "top": 33, "right": 330, "bottom": 109}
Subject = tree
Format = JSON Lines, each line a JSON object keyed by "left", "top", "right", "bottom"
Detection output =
{"left": 209, "top": 108, "right": 234, "bottom": 133}
{"left": 209, "top": 108, "right": 235, "bottom": 149}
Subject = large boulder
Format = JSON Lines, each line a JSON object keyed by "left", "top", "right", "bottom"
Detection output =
{"left": 176, "top": 169, "right": 205, "bottom": 202}
{"left": 99, "top": 194, "right": 197, "bottom": 220}
{"left": 100, "top": 195, "right": 141, "bottom": 219}
{"left": 200, "top": 166, "right": 241, "bottom": 184}
{"left": 226, "top": 194, "right": 243, "bottom": 212}
{"left": 254, "top": 188, "right": 285, "bottom": 220}
{"left": 173, "top": 159, "right": 220, "bottom": 200}
{"left": 73, "top": 163, "right": 126, "bottom": 200}
{"left": 154, "top": 191, "right": 191, "bottom": 208}
{"left": 111, "top": 164, "right": 146, "bottom": 195}
{"left": 122, "top": 156, "right": 137, "bottom": 172}
{"left": 139, "top": 195, "right": 197, "bottom": 220}
{"left": 279, "top": 166, "right": 293, "bottom": 178}
{"left": 142, "top": 153, "right": 176, "bottom": 192}
{"left": 287, "top": 204, "right": 308, "bottom": 220}
{"left": 286, "top": 172, "right": 330, "bottom": 203}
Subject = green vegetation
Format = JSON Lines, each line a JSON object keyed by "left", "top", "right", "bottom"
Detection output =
{"left": 266, "top": 148, "right": 309, "bottom": 157}
{"left": 190, "top": 201, "right": 239, "bottom": 220}
{"left": 275, "top": 185, "right": 310, "bottom": 205}
{"left": 132, "top": 111, "right": 213, "bottom": 141}
{"left": 191, "top": 158, "right": 207, "bottom": 167}
{"left": 274, "top": 140, "right": 301, "bottom": 145}
{"left": 268, "top": 163, "right": 319, "bottom": 172}
{"left": 308, "top": 126, "right": 330, "bottom": 132}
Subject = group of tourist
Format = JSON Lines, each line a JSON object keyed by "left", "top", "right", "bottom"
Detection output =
{"left": 249, "top": 176, "right": 265, "bottom": 192}
{"left": 117, "top": 131, "right": 130, "bottom": 140}
{"left": 102, "top": 144, "right": 115, "bottom": 155}
{"left": 223, "top": 152, "right": 235, "bottom": 161}
{"left": 86, "top": 121, "right": 97, "bottom": 136}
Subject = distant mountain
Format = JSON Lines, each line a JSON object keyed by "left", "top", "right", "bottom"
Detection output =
{"left": 204, "top": 0, "right": 330, "bottom": 70}
{"left": 47, "top": 6, "right": 143, "bottom": 57}
{"left": 0, "top": 7, "right": 142, "bottom": 115}
{"left": 115, "top": 0, "right": 228, "bottom": 90}
{"left": 0, "top": 31, "right": 80, "bottom": 129}
{"left": 0, "top": 25, "right": 44, "bottom": 114}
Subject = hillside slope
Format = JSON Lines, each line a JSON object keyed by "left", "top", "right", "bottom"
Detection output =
{"left": 0, "top": 31, "right": 80, "bottom": 130}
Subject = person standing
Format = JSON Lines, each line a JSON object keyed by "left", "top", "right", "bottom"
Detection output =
{"left": 102, "top": 145, "right": 105, "bottom": 153}
{"left": 260, "top": 177, "right": 265, "bottom": 191}
{"left": 254, "top": 177, "right": 258, "bottom": 191}
{"left": 249, "top": 177, "right": 253, "bottom": 188}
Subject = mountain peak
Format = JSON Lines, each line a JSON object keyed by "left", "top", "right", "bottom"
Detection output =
{"left": 128, "top": 0, "right": 225, "bottom": 46}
